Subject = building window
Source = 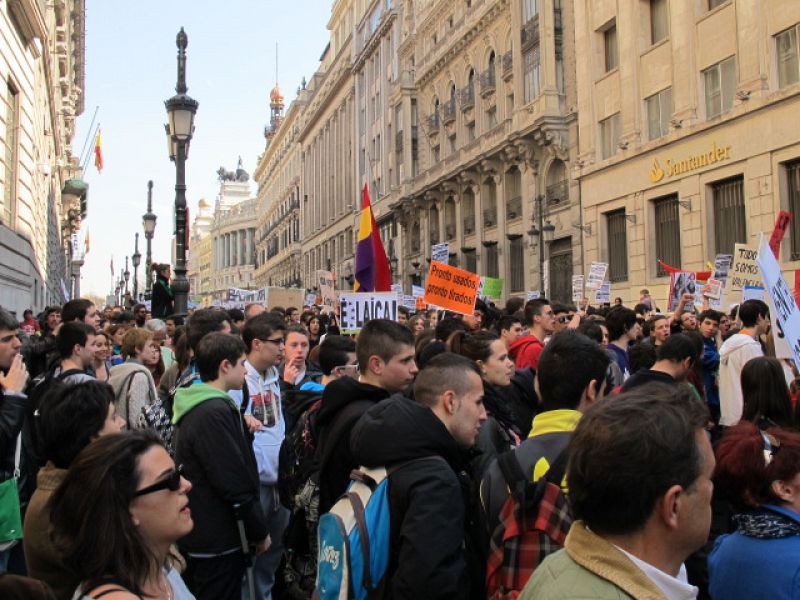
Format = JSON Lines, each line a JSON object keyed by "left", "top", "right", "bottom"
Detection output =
{"left": 506, "top": 93, "right": 514, "bottom": 117}
{"left": 522, "top": 46, "right": 541, "bottom": 103}
{"left": 776, "top": 25, "right": 800, "bottom": 89}
{"left": 604, "top": 21, "right": 618, "bottom": 72}
{"left": 2, "top": 81, "right": 18, "bottom": 226}
{"left": 708, "top": 0, "right": 727, "bottom": 9}
{"left": 653, "top": 195, "right": 681, "bottom": 276}
{"left": 485, "top": 244, "right": 499, "bottom": 278}
{"left": 522, "top": 0, "right": 538, "bottom": 22}
{"left": 509, "top": 236, "right": 524, "bottom": 292}
{"left": 703, "top": 56, "right": 736, "bottom": 118}
{"left": 599, "top": 113, "right": 621, "bottom": 159}
{"left": 650, "top": 0, "right": 669, "bottom": 45}
{"left": 606, "top": 210, "right": 628, "bottom": 282}
{"left": 788, "top": 161, "right": 800, "bottom": 259}
{"left": 712, "top": 175, "right": 746, "bottom": 257}
{"left": 463, "top": 189, "right": 476, "bottom": 235}
{"left": 483, "top": 178, "right": 497, "bottom": 228}
{"left": 646, "top": 87, "right": 672, "bottom": 140}
{"left": 464, "top": 250, "right": 477, "bottom": 273}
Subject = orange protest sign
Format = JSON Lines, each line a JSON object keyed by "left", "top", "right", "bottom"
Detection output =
{"left": 415, "top": 296, "right": 427, "bottom": 310}
{"left": 423, "top": 261, "right": 480, "bottom": 315}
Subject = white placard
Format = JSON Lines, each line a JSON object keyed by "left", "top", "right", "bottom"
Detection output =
{"left": 572, "top": 275, "right": 584, "bottom": 302}
{"left": 585, "top": 262, "right": 608, "bottom": 290}
{"left": 412, "top": 285, "right": 425, "bottom": 298}
{"left": 757, "top": 237, "right": 800, "bottom": 371}
{"left": 339, "top": 292, "right": 399, "bottom": 334}
{"left": 742, "top": 285, "right": 766, "bottom": 302}
{"left": 317, "top": 270, "right": 336, "bottom": 310}
{"left": 305, "top": 293, "right": 317, "bottom": 306}
{"left": 402, "top": 295, "right": 417, "bottom": 310}
{"left": 527, "top": 291, "right": 541, "bottom": 301}
{"left": 730, "top": 244, "right": 763, "bottom": 292}
{"left": 594, "top": 282, "right": 611, "bottom": 304}
{"left": 431, "top": 243, "right": 449, "bottom": 265}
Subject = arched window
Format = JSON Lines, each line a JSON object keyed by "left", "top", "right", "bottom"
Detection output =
{"left": 546, "top": 160, "right": 568, "bottom": 204}
{"left": 429, "top": 205, "right": 440, "bottom": 244}
{"left": 445, "top": 197, "right": 456, "bottom": 240}
{"left": 462, "top": 188, "right": 476, "bottom": 235}
{"left": 505, "top": 167, "right": 522, "bottom": 220}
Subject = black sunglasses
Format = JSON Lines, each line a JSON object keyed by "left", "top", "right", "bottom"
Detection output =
{"left": 133, "top": 465, "right": 184, "bottom": 497}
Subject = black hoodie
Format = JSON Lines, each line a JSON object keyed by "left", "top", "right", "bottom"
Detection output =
{"left": 351, "top": 395, "right": 483, "bottom": 600}
{"left": 316, "top": 376, "right": 390, "bottom": 513}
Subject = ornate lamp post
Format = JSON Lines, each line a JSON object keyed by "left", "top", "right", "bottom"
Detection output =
{"left": 164, "top": 28, "right": 199, "bottom": 316}
{"left": 143, "top": 180, "right": 157, "bottom": 291}
{"left": 123, "top": 256, "right": 130, "bottom": 299}
{"left": 132, "top": 233, "right": 141, "bottom": 302}
{"left": 527, "top": 195, "right": 555, "bottom": 295}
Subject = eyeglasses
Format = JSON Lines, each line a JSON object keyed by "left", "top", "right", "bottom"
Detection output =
{"left": 557, "top": 315, "right": 572, "bottom": 324}
{"left": 133, "top": 465, "right": 184, "bottom": 497}
{"left": 334, "top": 363, "right": 359, "bottom": 374}
{"left": 262, "top": 337, "right": 285, "bottom": 346}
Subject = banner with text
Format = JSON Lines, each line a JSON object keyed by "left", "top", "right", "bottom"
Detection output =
{"left": 424, "top": 261, "right": 481, "bottom": 315}
{"left": 317, "top": 270, "right": 337, "bottom": 311}
{"left": 339, "top": 292, "right": 399, "bottom": 334}
{"left": 730, "top": 244, "right": 763, "bottom": 293}
{"left": 757, "top": 237, "right": 800, "bottom": 371}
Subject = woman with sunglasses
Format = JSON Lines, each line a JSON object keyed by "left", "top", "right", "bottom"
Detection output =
{"left": 49, "top": 431, "right": 195, "bottom": 599}
{"left": 709, "top": 422, "right": 800, "bottom": 599}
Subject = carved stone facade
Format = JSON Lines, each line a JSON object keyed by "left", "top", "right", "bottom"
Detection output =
{"left": 0, "top": 0, "right": 86, "bottom": 315}
{"left": 187, "top": 198, "right": 212, "bottom": 306}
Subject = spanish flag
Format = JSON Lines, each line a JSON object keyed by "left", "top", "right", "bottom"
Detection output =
{"left": 94, "top": 129, "right": 103, "bottom": 173}
{"left": 354, "top": 184, "right": 391, "bottom": 292}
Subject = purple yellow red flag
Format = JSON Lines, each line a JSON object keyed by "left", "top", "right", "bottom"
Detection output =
{"left": 94, "top": 129, "right": 103, "bottom": 173}
{"left": 354, "top": 184, "right": 391, "bottom": 292}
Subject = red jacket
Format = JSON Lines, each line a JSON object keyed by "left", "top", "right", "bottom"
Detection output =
{"left": 509, "top": 335, "right": 544, "bottom": 371}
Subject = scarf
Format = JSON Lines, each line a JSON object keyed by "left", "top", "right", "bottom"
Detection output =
{"left": 735, "top": 509, "right": 800, "bottom": 539}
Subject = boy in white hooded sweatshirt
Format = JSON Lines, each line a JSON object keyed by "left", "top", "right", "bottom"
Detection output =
{"left": 718, "top": 299, "right": 770, "bottom": 426}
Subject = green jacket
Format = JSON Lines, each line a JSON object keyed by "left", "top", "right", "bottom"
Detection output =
{"left": 172, "top": 382, "right": 236, "bottom": 425}
{"left": 521, "top": 521, "right": 667, "bottom": 600}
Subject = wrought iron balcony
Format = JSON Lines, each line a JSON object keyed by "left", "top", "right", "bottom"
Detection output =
{"left": 463, "top": 214, "right": 475, "bottom": 234}
{"left": 442, "top": 98, "right": 457, "bottom": 125}
{"left": 547, "top": 180, "right": 569, "bottom": 206}
{"left": 460, "top": 86, "right": 475, "bottom": 110}
{"left": 506, "top": 196, "right": 522, "bottom": 220}
{"left": 483, "top": 208, "right": 497, "bottom": 228}
{"left": 426, "top": 113, "right": 440, "bottom": 134}
{"left": 502, "top": 51, "right": 513, "bottom": 77}
{"left": 479, "top": 69, "right": 496, "bottom": 95}
{"left": 521, "top": 15, "right": 540, "bottom": 49}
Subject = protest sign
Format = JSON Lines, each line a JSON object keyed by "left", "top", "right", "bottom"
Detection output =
{"left": 765, "top": 290, "right": 793, "bottom": 359}
{"left": 390, "top": 283, "right": 403, "bottom": 294}
{"left": 431, "top": 243, "right": 449, "bottom": 265}
{"left": 339, "top": 292, "right": 399, "bottom": 334}
{"left": 668, "top": 272, "right": 697, "bottom": 311}
{"left": 482, "top": 277, "right": 504, "bottom": 299}
{"left": 757, "top": 237, "right": 800, "bottom": 371}
{"left": 305, "top": 293, "right": 317, "bottom": 307}
{"left": 729, "top": 244, "right": 763, "bottom": 292}
{"left": 423, "top": 261, "right": 480, "bottom": 316}
{"left": 317, "top": 270, "right": 336, "bottom": 311}
{"left": 402, "top": 295, "right": 417, "bottom": 310}
{"left": 264, "top": 287, "right": 305, "bottom": 310}
{"left": 415, "top": 296, "right": 427, "bottom": 310}
{"left": 411, "top": 285, "right": 425, "bottom": 298}
{"left": 702, "top": 278, "right": 723, "bottom": 301}
{"left": 594, "top": 282, "right": 611, "bottom": 304}
{"left": 572, "top": 275, "right": 584, "bottom": 302}
{"left": 527, "top": 291, "right": 541, "bottom": 301}
{"left": 742, "top": 285, "right": 765, "bottom": 302}
{"left": 585, "top": 262, "right": 608, "bottom": 290}
{"left": 769, "top": 211, "right": 793, "bottom": 258}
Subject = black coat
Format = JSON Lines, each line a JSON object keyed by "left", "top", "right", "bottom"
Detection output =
{"left": 351, "top": 395, "right": 484, "bottom": 600}
{"left": 151, "top": 275, "right": 174, "bottom": 318}
{"left": 0, "top": 390, "right": 25, "bottom": 482}
{"left": 315, "top": 376, "right": 389, "bottom": 514}
{"left": 174, "top": 396, "right": 267, "bottom": 554}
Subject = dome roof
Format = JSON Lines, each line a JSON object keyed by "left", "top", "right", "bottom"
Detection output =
{"left": 198, "top": 198, "right": 210, "bottom": 208}
{"left": 270, "top": 84, "right": 284, "bottom": 103}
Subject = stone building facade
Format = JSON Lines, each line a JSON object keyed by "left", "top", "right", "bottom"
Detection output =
{"left": 575, "top": 0, "right": 800, "bottom": 304}
{"left": 187, "top": 198, "right": 212, "bottom": 306}
{"left": 0, "top": 0, "right": 86, "bottom": 316}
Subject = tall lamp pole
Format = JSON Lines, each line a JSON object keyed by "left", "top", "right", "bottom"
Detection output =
{"left": 132, "top": 233, "right": 141, "bottom": 302}
{"left": 527, "top": 195, "right": 555, "bottom": 295}
{"left": 164, "top": 28, "right": 198, "bottom": 317}
{"left": 143, "top": 180, "right": 157, "bottom": 292}
{"left": 124, "top": 256, "right": 130, "bottom": 300}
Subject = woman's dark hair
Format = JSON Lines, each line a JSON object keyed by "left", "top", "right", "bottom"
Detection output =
{"left": 307, "top": 315, "right": 326, "bottom": 340}
{"left": 715, "top": 421, "right": 800, "bottom": 510}
{"left": 448, "top": 330, "right": 499, "bottom": 365}
{"left": 39, "top": 381, "right": 115, "bottom": 469}
{"left": 49, "top": 431, "right": 166, "bottom": 595}
{"left": 741, "top": 357, "right": 794, "bottom": 429}
{"left": 577, "top": 321, "right": 603, "bottom": 345}
{"left": 172, "top": 326, "right": 190, "bottom": 373}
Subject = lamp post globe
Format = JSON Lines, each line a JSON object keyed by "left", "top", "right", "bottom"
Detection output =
{"left": 165, "top": 27, "right": 198, "bottom": 317}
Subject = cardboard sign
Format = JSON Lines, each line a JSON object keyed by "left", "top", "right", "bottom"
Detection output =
{"left": 572, "top": 275, "right": 584, "bottom": 302}
{"left": 431, "top": 243, "right": 449, "bottom": 265}
{"left": 757, "top": 237, "right": 800, "bottom": 371}
{"left": 586, "top": 262, "right": 608, "bottom": 290}
{"left": 594, "top": 282, "right": 611, "bottom": 304}
{"left": 729, "top": 244, "right": 763, "bottom": 292}
{"left": 264, "top": 287, "right": 305, "bottom": 310}
{"left": 339, "top": 292, "right": 399, "bottom": 334}
{"left": 423, "top": 261, "right": 480, "bottom": 316}
{"left": 482, "top": 277, "right": 504, "bottom": 300}
{"left": 668, "top": 272, "right": 697, "bottom": 311}
{"left": 317, "top": 270, "right": 336, "bottom": 311}
{"left": 769, "top": 211, "right": 793, "bottom": 258}
{"left": 702, "top": 278, "right": 723, "bottom": 300}
{"left": 742, "top": 285, "right": 765, "bottom": 302}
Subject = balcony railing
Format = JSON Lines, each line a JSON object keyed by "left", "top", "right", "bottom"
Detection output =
{"left": 442, "top": 98, "right": 457, "bottom": 124}
{"left": 426, "top": 113, "right": 440, "bottom": 134}
{"left": 546, "top": 180, "right": 569, "bottom": 206}
{"left": 506, "top": 196, "right": 522, "bottom": 220}
{"left": 483, "top": 208, "right": 498, "bottom": 228}
{"left": 521, "top": 15, "right": 540, "bottom": 49}
{"left": 479, "top": 68, "right": 496, "bottom": 95}
{"left": 460, "top": 86, "right": 475, "bottom": 110}
{"left": 463, "top": 214, "right": 475, "bottom": 234}
{"left": 502, "top": 51, "right": 513, "bottom": 77}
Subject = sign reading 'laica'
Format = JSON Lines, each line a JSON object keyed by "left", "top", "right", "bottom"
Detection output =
{"left": 649, "top": 142, "right": 732, "bottom": 183}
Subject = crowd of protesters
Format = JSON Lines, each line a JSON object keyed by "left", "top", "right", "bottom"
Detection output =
{"left": 0, "top": 285, "right": 798, "bottom": 599}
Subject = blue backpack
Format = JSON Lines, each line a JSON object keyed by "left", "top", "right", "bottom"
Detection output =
{"left": 315, "top": 458, "right": 443, "bottom": 600}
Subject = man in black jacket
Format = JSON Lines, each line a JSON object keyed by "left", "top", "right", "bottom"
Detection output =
{"left": 173, "top": 332, "right": 268, "bottom": 600}
{"left": 350, "top": 353, "right": 487, "bottom": 599}
{"left": 316, "top": 319, "right": 417, "bottom": 513}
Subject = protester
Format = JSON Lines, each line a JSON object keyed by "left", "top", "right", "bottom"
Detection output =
{"left": 285, "top": 307, "right": 301, "bottom": 324}
{"left": 621, "top": 333, "right": 699, "bottom": 392}
{"left": 407, "top": 314, "right": 426, "bottom": 336}
{"left": 232, "top": 313, "right": 288, "bottom": 600}
{"left": 709, "top": 422, "right": 800, "bottom": 599}
{"left": 61, "top": 299, "right": 99, "bottom": 329}
{"left": 0, "top": 307, "right": 28, "bottom": 572}
{"left": 522, "top": 383, "right": 713, "bottom": 599}
{"left": 719, "top": 299, "right": 770, "bottom": 426}
{"left": 697, "top": 309, "right": 722, "bottom": 422}
{"left": 133, "top": 303, "right": 148, "bottom": 328}
{"left": 22, "top": 306, "right": 60, "bottom": 378}
{"left": 740, "top": 356, "right": 795, "bottom": 430}
{"left": 509, "top": 299, "right": 555, "bottom": 371}
{"left": 396, "top": 306, "right": 410, "bottom": 326}
{"left": 49, "top": 431, "right": 195, "bottom": 599}
{"left": 227, "top": 309, "right": 245, "bottom": 333}
{"left": 646, "top": 314, "right": 670, "bottom": 347}
{"left": 495, "top": 315, "right": 523, "bottom": 350}
{"left": 605, "top": 305, "right": 640, "bottom": 378}
{"left": 151, "top": 263, "right": 175, "bottom": 318}
{"left": 316, "top": 319, "right": 417, "bottom": 513}
{"left": 350, "top": 353, "right": 487, "bottom": 599}
{"left": 296, "top": 335, "right": 357, "bottom": 394}
{"left": 90, "top": 331, "right": 111, "bottom": 383}
{"left": 20, "top": 309, "right": 39, "bottom": 336}
{"left": 172, "top": 332, "right": 268, "bottom": 600}
{"left": 244, "top": 303, "right": 266, "bottom": 320}
{"left": 306, "top": 315, "right": 325, "bottom": 350}
{"left": 482, "top": 331, "right": 610, "bottom": 533}
{"left": 280, "top": 325, "right": 322, "bottom": 390}
{"left": 53, "top": 322, "right": 96, "bottom": 384}
{"left": 109, "top": 328, "right": 159, "bottom": 428}
{"left": 106, "top": 323, "right": 127, "bottom": 366}
{"left": 23, "top": 381, "right": 124, "bottom": 598}
{"left": 551, "top": 303, "right": 577, "bottom": 334}
{"left": 145, "top": 318, "right": 175, "bottom": 370}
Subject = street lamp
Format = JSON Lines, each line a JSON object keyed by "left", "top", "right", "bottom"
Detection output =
{"left": 143, "top": 180, "right": 157, "bottom": 291}
{"left": 387, "top": 239, "right": 399, "bottom": 283}
{"left": 124, "top": 256, "right": 130, "bottom": 301}
{"left": 164, "top": 27, "right": 199, "bottom": 317}
{"left": 132, "top": 233, "right": 141, "bottom": 302}
{"left": 527, "top": 194, "right": 555, "bottom": 296}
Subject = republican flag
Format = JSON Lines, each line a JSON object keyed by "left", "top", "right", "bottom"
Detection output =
{"left": 354, "top": 184, "right": 391, "bottom": 292}
{"left": 94, "top": 129, "right": 103, "bottom": 173}
{"left": 84, "top": 231, "right": 90, "bottom": 255}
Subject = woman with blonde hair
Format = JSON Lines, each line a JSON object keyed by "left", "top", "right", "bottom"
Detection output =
{"left": 108, "top": 329, "right": 159, "bottom": 428}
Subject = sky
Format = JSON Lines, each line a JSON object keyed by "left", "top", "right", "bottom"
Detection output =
{"left": 74, "top": 1, "right": 331, "bottom": 297}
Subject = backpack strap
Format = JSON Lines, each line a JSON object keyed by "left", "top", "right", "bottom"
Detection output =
{"left": 239, "top": 379, "right": 250, "bottom": 416}
{"left": 497, "top": 451, "right": 528, "bottom": 499}
{"left": 347, "top": 490, "right": 374, "bottom": 590}
{"left": 56, "top": 368, "right": 86, "bottom": 381}
{"left": 544, "top": 448, "right": 570, "bottom": 488}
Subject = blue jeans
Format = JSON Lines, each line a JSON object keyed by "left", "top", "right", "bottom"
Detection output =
{"left": 243, "top": 484, "right": 289, "bottom": 600}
